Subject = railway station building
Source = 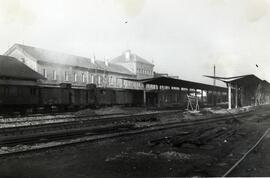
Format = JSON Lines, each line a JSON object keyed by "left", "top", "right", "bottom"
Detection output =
{"left": 5, "top": 44, "right": 154, "bottom": 89}
{"left": 110, "top": 50, "right": 154, "bottom": 80}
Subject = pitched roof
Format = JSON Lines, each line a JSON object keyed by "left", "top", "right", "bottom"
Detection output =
{"left": 0, "top": 55, "right": 45, "bottom": 81}
{"left": 204, "top": 74, "right": 262, "bottom": 87}
{"left": 7, "top": 44, "right": 134, "bottom": 76}
{"left": 111, "top": 51, "right": 153, "bottom": 65}
{"left": 95, "top": 61, "right": 135, "bottom": 76}
{"left": 9, "top": 44, "right": 102, "bottom": 69}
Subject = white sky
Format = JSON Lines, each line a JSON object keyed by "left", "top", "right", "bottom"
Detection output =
{"left": 1, "top": 0, "right": 270, "bottom": 86}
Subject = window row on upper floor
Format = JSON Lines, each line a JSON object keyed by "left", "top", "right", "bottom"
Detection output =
{"left": 41, "top": 68, "right": 140, "bottom": 88}
{"left": 137, "top": 68, "right": 153, "bottom": 75}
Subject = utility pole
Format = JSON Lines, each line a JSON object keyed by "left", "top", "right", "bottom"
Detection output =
{"left": 213, "top": 65, "right": 216, "bottom": 86}
{"left": 213, "top": 65, "right": 216, "bottom": 106}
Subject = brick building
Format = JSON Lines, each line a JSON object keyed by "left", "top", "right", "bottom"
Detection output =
{"left": 5, "top": 44, "right": 154, "bottom": 88}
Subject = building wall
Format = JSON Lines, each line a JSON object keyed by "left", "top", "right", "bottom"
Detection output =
{"left": 6, "top": 47, "right": 143, "bottom": 89}
{"left": 112, "top": 50, "right": 154, "bottom": 80}
{"left": 7, "top": 48, "right": 38, "bottom": 71}
{"left": 37, "top": 61, "right": 137, "bottom": 88}
{"left": 136, "top": 62, "right": 154, "bottom": 79}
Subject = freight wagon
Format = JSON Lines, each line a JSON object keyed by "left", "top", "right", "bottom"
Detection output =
{"left": 0, "top": 82, "right": 144, "bottom": 114}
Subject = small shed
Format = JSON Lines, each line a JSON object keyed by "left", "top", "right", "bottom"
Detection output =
{"left": 0, "top": 55, "right": 45, "bottom": 86}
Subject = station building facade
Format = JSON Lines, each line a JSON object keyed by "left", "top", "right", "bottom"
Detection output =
{"left": 110, "top": 50, "right": 154, "bottom": 80}
{"left": 5, "top": 44, "right": 154, "bottom": 89}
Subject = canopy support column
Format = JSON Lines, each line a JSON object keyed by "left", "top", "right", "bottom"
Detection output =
{"left": 235, "top": 84, "right": 238, "bottom": 108}
{"left": 143, "top": 83, "right": 146, "bottom": 106}
{"left": 201, "top": 90, "right": 204, "bottom": 105}
{"left": 158, "top": 85, "right": 160, "bottom": 107}
{"left": 228, "top": 83, "right": 232, "bottom": 109}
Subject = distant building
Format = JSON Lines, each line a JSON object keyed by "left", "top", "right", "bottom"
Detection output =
{"left": 154, "top": 72, "right": 179, "bottom": 79}
{"left": 5, "top": 44, "right": 141, "bottom": 88}
{"left": 110, "top": 50, "right": 154, "bottom": 80}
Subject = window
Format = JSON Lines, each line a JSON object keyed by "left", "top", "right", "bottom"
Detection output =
{"left": 98, "top": 75, "right": 101, "bottom": 84}
{"left": 82, "top": 73, "right": 85, "bottom": 83}
{"left": 74, "top": 72, "right": 77, "bottom": 82}
{"left": 53, "top": 70, "right": 57, "bottom": 80}
{"left": 21, "top": 58, "right": 25, "bottom": 63}
{"left": 123, "top": 79, "right": 127, "bottom": 88}
{"left": 109, "top": 76, "right": 113, "bottom": 85}
{"left": 86, "top": 72, "right": 89, "bottom": 83}
{"left": 65, "top": 71, "right": 69, "bottom": 81}
{"left": 42, "top": 68, "right": 47, "bottom": 78}
{"left": 91, "top": 74, "right": 94, "bottom": 83}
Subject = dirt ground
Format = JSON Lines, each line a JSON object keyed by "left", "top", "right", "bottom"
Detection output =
{"left": 229, "top": 129, "right": 270, "bottom": 177}
{"left": 0, "top": 106, "right": 270, "bottom": 177}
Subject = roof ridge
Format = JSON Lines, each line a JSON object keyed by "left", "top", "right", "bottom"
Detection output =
{"left": 111, "top": 51, "right": 153, "bottom": 65}
{"left": 0, "top": 55, "right": 45, "bottom": 80}
{"left": 10, "top": 44, "right": 135, "bottom": 76}
{"left": 15, "top": 43, "right": 99, "bottom": 62}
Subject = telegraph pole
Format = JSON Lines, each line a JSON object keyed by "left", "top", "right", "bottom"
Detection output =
{"left": 213, "top": 65, "right": 216, "bottom": 106}
{"left": 213, "top": 65, "right": 216, "bottom": 86}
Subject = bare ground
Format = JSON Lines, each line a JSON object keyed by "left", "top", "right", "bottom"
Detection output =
{"left": 0, "top": 106, "right": 270, "bottom": 177}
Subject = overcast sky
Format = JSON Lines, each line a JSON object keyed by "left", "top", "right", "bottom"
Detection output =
{"left": 1, "top": 0, "right": 270, "bottom": 86}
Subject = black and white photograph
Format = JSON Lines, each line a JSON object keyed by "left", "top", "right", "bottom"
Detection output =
{"left": 1, "top": 0, "right": 270, "bottom": 177}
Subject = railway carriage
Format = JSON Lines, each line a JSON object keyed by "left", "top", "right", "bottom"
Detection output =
{"left": 95, "top": 88, "right": 116, "bottom": 106}
{"left": 0, "top": 84, "right": 39, "bottom": 112}
{"left": 115, "top": 89, "right": 133, "bottom": 105}
{"left": 39, "top": 86, "right": 71, "bottom": 110}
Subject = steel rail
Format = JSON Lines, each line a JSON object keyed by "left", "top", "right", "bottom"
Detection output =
{"left": 0, "top": 110, "right": 183, "bottom": 137}
{"left": 0, "top": 110, "right": 253, "bottom": 155}
{"left": 222, "top": 128, "right": 270, "bottom": 177}
{"left": 0, "top": 112, "right": 128, "bottom": 124}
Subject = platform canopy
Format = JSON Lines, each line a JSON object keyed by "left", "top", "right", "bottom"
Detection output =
{"left": 204, "top": 74, "right": 263, "bottom": 87}
{"left": 124, "top": 76, "right": 227, "bottom": 92}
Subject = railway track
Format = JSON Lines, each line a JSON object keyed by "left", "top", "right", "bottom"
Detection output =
{"left": 0, "top": 110, "right": 184, "bottom": 141}
{"left": 0, "top": 112, "right": 128, "bottom": 125}
{"left": 0, "top": 109, "right": 257, "bottom": 156}
{"left": 222, "top": 128, "right": 270, "bottom": 177}
{"left": 0, "top": 110, "right": 183, "bottom": 136}
{"left": 0, "top": 109, "right": 184, "bottom": 125}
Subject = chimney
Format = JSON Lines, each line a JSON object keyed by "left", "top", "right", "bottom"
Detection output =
{"left": 91, "top": 54, "right": 95, "bottom": 64}
{"left": 105, "top": 57, "right": 109, "bottom": 66}
{"left": 124, "top": 50, "right": 131, "bottom": 61}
